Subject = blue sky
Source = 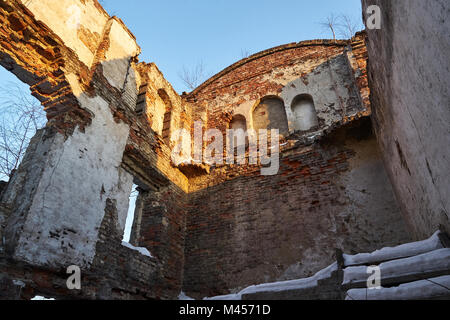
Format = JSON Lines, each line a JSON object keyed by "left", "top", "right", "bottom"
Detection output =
{"left": 0, "top": 0, "right": 363, "bottom": 93}
{"left": 100, "top": 0, "right": 363, "bottom": 93}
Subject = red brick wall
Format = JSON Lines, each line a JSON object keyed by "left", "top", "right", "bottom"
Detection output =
{"left": 181, "top": 35, "right": 408, "bottom": 297}
{"left": 183, "top": 120, "right": 411, "bottom": 298}
{"left": 186, "top": 35, "right": 370, "bottom": 140}
{"left": 136, "top": 182, "right": 188, "bottom": 299}
{"left": 189, "top": 41, "right": 348, "bottom": 106}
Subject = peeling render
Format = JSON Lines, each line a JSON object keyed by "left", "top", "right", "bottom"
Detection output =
{"left": 8, "top": 76, "right": 133, "bottom": 268}
{"left": 281, "top": 54, "right": 361, "bottom": 133}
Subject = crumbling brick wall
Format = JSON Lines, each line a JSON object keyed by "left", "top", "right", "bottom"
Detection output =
{"left": 133, "top": 182, "right": 189, "bottom": 299}
{"left": 183, "top": 119, "right": 411, "bottom": 298}
{"left": 181, "top": 35, "right": 410, "bottom": 298}
{"left": 0, "top": 0, "right": 434, "bottom": 301}
{"left": 0, "top": 0, "right": 190, "bottom": 299}
{"left": 186, "top": 35, "right": 370, "bottom": 135}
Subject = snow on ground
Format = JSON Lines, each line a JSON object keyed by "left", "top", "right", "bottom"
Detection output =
{"left": 121, "top": 241, "right": 153, "bottom": 258}
{"left": 178, "top": 291, "right": 195, "bottom": 300}
{"left": 204, "top": 292, "right": 241, "bottom": 300}
{"left": 343, "top": 231, "right": 443, "bottom": 266}
{"left": 205, "top": 262, "right": 338, "bottom": 300}
{"left": 345, "top": 275, "right": 450, "bottom": 300}
{"left": 343, "top": 248, "right": 450, "bottom": 286}
{"left": 31, "top": 296, "right": 55, "bottom": 301}
{"left": 203, "top": 231, "right": 448, "bottom": 300}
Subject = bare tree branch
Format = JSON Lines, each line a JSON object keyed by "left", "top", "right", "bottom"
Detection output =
{"left": 240, "top": 49, "right": 250, "bottom": 59}
{"left": 178, "top": 61, "right": 209, "bottom": 91}
{"left": 319, "top": 14, "right": 339, "bottom": 41}
{"left": 320, "top": 13, "right": 365, "bottom": 40}
{"left": 0, "top": 82, "right": 46, "bottom": 179}
{"left": 337, "top": 14, "right": 365, "bottom": 39}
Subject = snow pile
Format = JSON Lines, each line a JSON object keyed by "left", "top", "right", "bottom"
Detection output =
{"left": 204, "top": 292, "right": 241, "bottom": 300}
{"left": 121, "top": 241, "right": 153, "bottom": 258}
{"left": 346, "top": 275, "right": 450, "bottom": 300}
{"left": 205, "top": 262, "right": 338, "bottom": 300}
{"left": 31, "top": 296, "right": 55, "bottom": 301}
{"left": 343, "top": 248, "right": 450, "bottom": 286}
{"left": 343, "top": 231, "right": 444, "bottom": 266}
{"left": 178, "top": 291, "right": 195, "bottom": 300}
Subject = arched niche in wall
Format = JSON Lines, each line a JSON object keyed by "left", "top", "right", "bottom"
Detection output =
{"left": 158, "top": 89, "right": 172, "bottom": 144}
{"left": 229, "top": 114, "right": 247, "bottom": 131}
{"left": 229, "top": 114, "right": 247, "bottom": 147}
{"left": 291, "top": 94, "right": 318, "bottom": 132}
{"left": 252, "top": 96, "right": 289, "bottom": 136}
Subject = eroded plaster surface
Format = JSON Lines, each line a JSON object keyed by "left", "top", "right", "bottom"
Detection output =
{"left": 362, "top": 0, "right": 450, "bottom": 238}
{"left": 281, "top": 54, "right": 361, "bottom": 133}
{"left": 10, "top": 73, "right": 132, "bottom": 268}
{"left": 24, "top": 0, "right": 109, "bottom": 68}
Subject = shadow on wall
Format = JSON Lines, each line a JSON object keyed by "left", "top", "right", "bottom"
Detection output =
{"left": 250, "top": 94, "right": 320, "bottom": 136}
{"left": 252, "top": 96, "right": 289, "bottom": 136}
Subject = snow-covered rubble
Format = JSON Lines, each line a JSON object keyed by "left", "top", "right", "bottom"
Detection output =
{"left": 178, "top": 291, "right": 195, "bottom": 300}
{"left": 31, "top": 296, "right": 55, "bottom": 300}
{"left": 343, "top": 248, "right": 450, "bottom": 286}
{"left": 205, "top": 262, "right": 337, "bottom": 300}
{"left": 346, "top": 275, "right": 450, "bottom": 300}
{"left": 121, "top": 241, "right": 153, "bottom": 258}
{"left": 343, "top": 231, "right": 444, "bottom": 266}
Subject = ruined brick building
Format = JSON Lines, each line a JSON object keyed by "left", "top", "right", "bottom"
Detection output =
{"left": 0, "top": 0, "right": 448, "bottom": 300}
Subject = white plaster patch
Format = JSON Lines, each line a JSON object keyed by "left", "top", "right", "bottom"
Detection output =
{"left": 13, "top": 74, "right": 132, "bottom": 268}
{"left": 101, "top": 20, "right": 140, "bottom": 90}
{"left": 281, "top": 54, "right": 360, "bottom": 134}
{"left": 24, "top": 0, "right": 108, "bottom": 68}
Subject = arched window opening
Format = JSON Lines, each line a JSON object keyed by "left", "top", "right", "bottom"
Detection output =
{"left": 229, "top": 114, "right": 247, "bottom": 147}
{"left": 122, "top": 180, "right": 151, "bottom": 255}
{"left": 252, "top": 96, "right": 289, "bottom": 136}
{"left": 291, "top": 94, "right": 318, "bottom": 132}
{"left": 123, "top": 184, "right": 139, "bottom": 243}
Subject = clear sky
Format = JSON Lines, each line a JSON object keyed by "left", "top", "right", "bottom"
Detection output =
{"left": 0, "top": 0, "right": 364, "bottom": 93}
{"left": 100, "top": 0, "right": 363, "bottom": 93}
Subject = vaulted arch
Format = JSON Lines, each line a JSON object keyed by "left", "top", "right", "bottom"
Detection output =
{"left": 252, "top": 96, "right": 288, "bottom": 136}
{"left": 229, "top": 114, "right": 247, "bottom": 131}
{"left": 291, "top": 94, "right": 318, "bottom": 131}
{"left": 229, "top": 114, "right": 247, "bottom": 147}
